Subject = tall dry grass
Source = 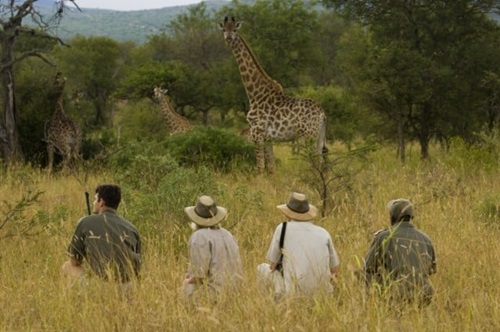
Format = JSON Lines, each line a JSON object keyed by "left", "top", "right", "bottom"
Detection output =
{"left": 0, "top": 142, "right": 499, "bottom": 331}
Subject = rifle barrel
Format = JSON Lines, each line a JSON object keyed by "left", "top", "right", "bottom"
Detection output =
{"left": 85, "top": 192, "right": 91, "bottom": 215}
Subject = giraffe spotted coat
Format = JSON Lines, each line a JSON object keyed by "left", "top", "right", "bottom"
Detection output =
{"left": 219, "top": 17, "right": 327, "bottom": 174}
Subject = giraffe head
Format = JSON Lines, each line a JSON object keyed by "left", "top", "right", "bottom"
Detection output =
{"left": 153, "top": 86, "right": 168, "bottom": 101}
{"left": 53, "top": 71, "right": 67, "bottom": 93}
{"left": 218, "top": 16, "right": 241, "bottom": 45}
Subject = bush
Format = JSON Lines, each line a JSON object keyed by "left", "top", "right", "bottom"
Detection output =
{"left": 124, "top": 166, "right": 220, "bottom": 259}
{"left": 444, "top": 131, "right": 500, "bottom": 172}
{"left": 156, "top": 166, "right": 220, "bottom": 222}
{"left": 105, "top": 140, "right": 179, "bottom": 190}
{"left": 164, "top": 126, "right": 255, "bottom": 172}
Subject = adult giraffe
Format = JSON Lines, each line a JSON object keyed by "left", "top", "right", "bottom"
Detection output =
{"left": 44, "top": 72, "right": 83, "bottom": 173}
{"left": 153, "top": 87, "right": 194, "bottom": 135}
{"left": 219, "top": 17, "right": 328, "bottom": 174}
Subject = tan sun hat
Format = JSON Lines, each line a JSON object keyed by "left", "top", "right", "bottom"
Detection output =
{"left": 277, "top": 192, "right": 318, "bottom": 221}
{"left": 387, "top": 198, "right": 414, "bottom": 221}
{"left": 184, "top": 195, "right": 227, "bottom": 227}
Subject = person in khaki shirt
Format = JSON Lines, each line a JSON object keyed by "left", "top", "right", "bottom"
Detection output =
{"left": 364, "top": 198, "right": 436, "bottom": 306}
{"left": 62, "top": 184, "right": 141, "bottom": 285}
{"left": 182, "top": 195, "right": 243, "bottom": 301}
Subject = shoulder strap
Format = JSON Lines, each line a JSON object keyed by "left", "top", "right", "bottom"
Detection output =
{"left": 279, "top": 222, "right": 287, "bottom": 250}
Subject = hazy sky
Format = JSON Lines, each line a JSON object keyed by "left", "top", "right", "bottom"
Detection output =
{"left": 72, "top": 0, "right": 205, "bottom": 11}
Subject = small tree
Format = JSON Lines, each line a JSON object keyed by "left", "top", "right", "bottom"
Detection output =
{"left": 0, "top": 0, "right": 79, "bottom": 165}
{"left": 298, "top": 141, "right": 377, "bottom": 217}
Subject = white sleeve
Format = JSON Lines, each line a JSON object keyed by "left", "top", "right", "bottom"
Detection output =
{"left": 266, "top": 224, "right": 283, "bottom": 263}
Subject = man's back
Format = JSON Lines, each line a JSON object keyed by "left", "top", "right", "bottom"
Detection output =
{"left": 188, "top": 227, "right": 242, "bottom": 290}
{"left": 365, "top": 222, "right": 436, "bottom": 302}
{"left": 269, "top": 222, "right": 339, "bottom": 295}
{"left": 70, "top": 210, "right": 141, "bottom": 282}
{"left": 384, "top": 222, "right": 436, "bottom": 283}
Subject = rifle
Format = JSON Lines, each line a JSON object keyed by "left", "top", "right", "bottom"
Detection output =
{"left": 84, "top": 191, "right": 91, "bottom": 215}
{"left": 275, "top": 222, "right": 287, "bottom": 275}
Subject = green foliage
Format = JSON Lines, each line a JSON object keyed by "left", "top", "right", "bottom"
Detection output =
{"left": 52, "top": 36, "right": 123, "bottom": 125}
{"left": 156, "top": 166, "right": 220, "bottom": 222}
{"left": 114, "top": 98, "right": 167, "bottom": 142}
{"left": 80, "top": 127, "right": 118, "bottom": 162}
{"left": 105, "top": 140, "right": 179, "bottom": 190}
{"left": 444, "top": 129, "right": 500, "bottom": 172}
{"left": 326, "top": 0, "right": 500, "bottom": 158}
{"left": 137, "top": 4, "right": 243, "bottom": 124}
{"left": 296, "top": 85, "right": 379, "bottom": 144}
{"left": 115, "top": 61, "right": 191, "bottom": 100}
{"left": 122, "top": 165, "right": 220, "bottom": 259}
{"left": 165, "top": 126, "right": 256, "bottom": 173}
{"left": 16, "top": 61, "right": 59, "bottom": 166}
{"left": 0, "top": 191, "right": 49, "bottom": 239}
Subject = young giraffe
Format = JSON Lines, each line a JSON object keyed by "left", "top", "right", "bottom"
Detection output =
{"left": 45, "top": 72, "right": 83, "bottom": 173}
{"left": 219, "top": 17, "right": 328, "bottom": 174}
{"left": 153, "top": 87, "right": 194, "bottom": 135}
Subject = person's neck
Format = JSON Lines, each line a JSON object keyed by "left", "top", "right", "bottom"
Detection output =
{"left": 99, "top": 207, "right": 116, "bottom": 214}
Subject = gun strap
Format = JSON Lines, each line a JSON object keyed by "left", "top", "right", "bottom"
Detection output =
{"left": 279, "top": 222, "right": 287, "bottom": 251}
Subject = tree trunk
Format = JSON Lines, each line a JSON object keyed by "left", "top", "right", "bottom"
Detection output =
{"left": 202, "top": 109, "right": 209, "bottom": 125}
{"left": 418, "top": 103, "right": 432, "bottom": 160}
{"left": 0, "top": 21, "right": 23, "bottom": 164}
{"left": 0, "top": 70, "right": 23, "bottom": 164}
{"left": 396, "top": 110, "right": 406, "bottom": 163}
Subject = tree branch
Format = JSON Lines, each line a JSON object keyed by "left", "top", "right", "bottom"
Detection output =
{"left": 0, "top": 49, "right": 56, "bottom": 71}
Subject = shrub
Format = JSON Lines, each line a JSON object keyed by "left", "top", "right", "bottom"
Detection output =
{"left": 124, "top": 166, "right": 220, "bottom": 259}
{"left": 164, "top": 126, "right": 255, "bottom": 173}
{"left": 444, "top": 129, "right": 500, "bottom": 172}
{"left": 105, "top": 140, "right": 179, "bottom": 190}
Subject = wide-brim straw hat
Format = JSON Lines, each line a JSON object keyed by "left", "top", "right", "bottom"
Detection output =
{"left": 277, "top": 192, "right": 317, "bottom": 221}
{"left": 387, "top": 198, "right": 414, "bottom": 221}
{"left": 184, "top": 195, "right": 227, "bottom": 227}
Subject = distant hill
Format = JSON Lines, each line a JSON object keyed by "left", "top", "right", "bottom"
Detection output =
{"left": 33, "top": 0, "right": 231, "bottom": 44}
{"left": 29, "top": 0, "right": 499, "bottom": 45}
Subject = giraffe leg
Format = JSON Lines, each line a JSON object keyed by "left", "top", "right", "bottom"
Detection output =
{"left": 47, "top": 144, "right": 54, "bottom": 173}
{"left": 61, "top": 144, "right": 71, "bottom": 172}
{"left": 61, "top": 156, "right": 68, "bottom": 172}
{"left": 255, "top": 143, "right": 265, "bottom": 174}
{"left": 69, "top": 145, "right": 80, "bottom": 170}
{"left": 264, "top": 143, "right": 275, "bottom": 174}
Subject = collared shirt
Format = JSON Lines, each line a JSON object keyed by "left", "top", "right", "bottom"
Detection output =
{"left": 188, "top": 227, "right": 243, "bottom": 291}
{"left": 364, "top": 222, "right": 436, "bottom": 293}
{"left": 68, "top": 210, "right": 141, "bottom": 282}
{"left": 266, "top": 220, "right": 340, "bottom": 295}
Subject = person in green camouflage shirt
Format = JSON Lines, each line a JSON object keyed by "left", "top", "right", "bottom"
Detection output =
{"left": 62, "top": 184, "right": 141, "bottom": 284}
{"left": 364, "top": 198, "right": 436, "bottom": 306}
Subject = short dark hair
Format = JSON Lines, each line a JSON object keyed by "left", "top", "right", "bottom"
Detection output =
{"left": 95, "top": 184, "right": 121, "bottom": 209}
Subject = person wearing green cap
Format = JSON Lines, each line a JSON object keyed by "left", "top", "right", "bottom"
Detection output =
{"left": 363, "top": 198, "right": 436, "bottom": 306}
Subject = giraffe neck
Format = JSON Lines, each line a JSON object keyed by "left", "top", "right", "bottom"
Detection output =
{"left": 52, "top": 96, "right": 67, "bottom": 120}
{"left": 159, "top": 94, "right": 189, "bottom": 130}
{"left": 229, "top": 35, "right": 283, "bottom": 104}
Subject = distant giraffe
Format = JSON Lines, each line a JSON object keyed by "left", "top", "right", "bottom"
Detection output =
{"left": 153, "top": 86, "right": 194, "bottom": 135}
{"left": 219, "top": 17, "right": 328, "bottom": 174}
{"left": 44, "top": 72, "right": 83, "bottom": 172}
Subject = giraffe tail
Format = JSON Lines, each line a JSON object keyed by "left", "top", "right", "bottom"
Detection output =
{"left": 318, "top": 117, "right": 328, "bottom": 154}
